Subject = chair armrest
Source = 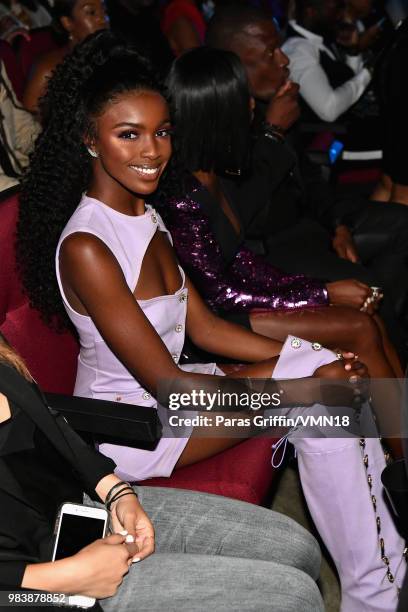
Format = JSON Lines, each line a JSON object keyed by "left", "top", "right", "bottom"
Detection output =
{"left": 45, "top": 393, "right": 162, "bottom": 450}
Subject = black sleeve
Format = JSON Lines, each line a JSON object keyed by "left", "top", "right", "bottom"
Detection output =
{"left": 236, "top": 135, "right": 297, "bottom": 232}
{"left": 298, "top": 153, "right": 342, "bottom": 232}
{"left": 0, "top": 561, "right": 28, "bottom": 589}
{"left": 51, "top": 408, "right": 116, "bottom": 494}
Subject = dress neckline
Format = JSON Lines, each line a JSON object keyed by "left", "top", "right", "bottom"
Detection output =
{"left": 84, "top": 194, "right": 154, "bottom": 220}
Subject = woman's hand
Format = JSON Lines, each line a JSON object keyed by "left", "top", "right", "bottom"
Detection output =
{"left": 313, "top": 352, "right": 370, "bottom": 407}
{"left": 326, "top": 280, "right": 376, "bottom": 313}
{"left": 332, "top": 225, "right": 359, "bottom": 263}
{"left": 110, "top": 494, "right": 155, "bottom": 563}
{"left": 314, "top": 353, "right": 369, "bottom": 381}
{"left": 68, "top": 534, "right": 132, "bottom": 598}
{"left": 23, "top": 534, "right": 131, "bottom": 599}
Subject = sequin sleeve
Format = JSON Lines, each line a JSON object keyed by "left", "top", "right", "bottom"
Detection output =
{"left": 163, "top": 194, "right": 329, "bottom": 313}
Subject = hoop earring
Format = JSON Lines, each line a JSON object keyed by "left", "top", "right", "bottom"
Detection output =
{"left": 87, "top": 147, "right": 98, "bottom": 158}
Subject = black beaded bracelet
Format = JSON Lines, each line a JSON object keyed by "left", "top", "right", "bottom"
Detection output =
{"left": 107, "top": 490, "right": 137, "bottom": 512}
{"left": 105, "top": 481, "right": 132, "bottom": 506}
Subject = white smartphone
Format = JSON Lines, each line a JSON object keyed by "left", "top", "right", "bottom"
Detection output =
{"left": 52, "top": 502, "right": 109, "bottom": 609}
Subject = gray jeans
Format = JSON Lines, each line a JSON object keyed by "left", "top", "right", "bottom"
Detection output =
{"left": 88, "top": 486, "right": 323, "bottom": 612}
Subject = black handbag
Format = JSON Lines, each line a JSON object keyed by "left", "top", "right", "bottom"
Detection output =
{"left": 45, "top": 393, "right": 162, "bottom": 451}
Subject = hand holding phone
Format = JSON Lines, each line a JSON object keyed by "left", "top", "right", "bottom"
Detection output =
{"left": 65, "top": 534, "right": 133, "bottom": 602}
{"left": 52, "top": 503, "right": 132, "bottom": 604}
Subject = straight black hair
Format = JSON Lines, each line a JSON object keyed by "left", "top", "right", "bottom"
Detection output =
{"left": 166, "top": 46, "right": 251, "bottom": 174}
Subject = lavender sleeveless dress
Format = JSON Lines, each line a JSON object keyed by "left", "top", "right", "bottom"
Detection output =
{"left": 55, "top": 195, "right": 218, "bottom": 481}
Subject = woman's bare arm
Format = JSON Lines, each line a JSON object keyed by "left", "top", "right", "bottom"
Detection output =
{"left": 23, "top": 51, "right": 63, "bottom": 113}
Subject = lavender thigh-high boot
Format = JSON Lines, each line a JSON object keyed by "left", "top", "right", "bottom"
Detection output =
{"left": 273, "top": 336, "right": 406, "bottom": 612}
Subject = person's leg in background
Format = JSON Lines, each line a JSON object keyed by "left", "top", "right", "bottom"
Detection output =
{"left": 350, "top": 200, "right": 408, "bottom": 317}
{"left": 97, "top": 486, "right": 324, "bottom": 611}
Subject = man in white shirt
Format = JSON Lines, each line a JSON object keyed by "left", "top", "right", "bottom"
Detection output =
{"left": 282, "top": 0, "right": 371, "bottom": 123}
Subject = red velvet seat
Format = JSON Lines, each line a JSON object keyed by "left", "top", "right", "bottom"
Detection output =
{"left": 0, "top": 193, "right": 279, "bottom": 504}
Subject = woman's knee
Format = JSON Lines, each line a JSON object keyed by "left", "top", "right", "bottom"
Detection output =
{"left": 346, "top": 311, "right": 383, "bottom": 351}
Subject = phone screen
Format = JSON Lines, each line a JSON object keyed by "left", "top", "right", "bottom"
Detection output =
{"left": 54, "top": 514, "right": 106, "bottom": 560}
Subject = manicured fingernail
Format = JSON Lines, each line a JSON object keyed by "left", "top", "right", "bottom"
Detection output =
{"left": 345, "top": 364, "right": 352, "bottom": 370}
{"left": 119, "top": 530, "right": 128, "bottom": 535}
{"left": 125, "top": 534, "right": 135, "bottom": 543}
{"left": 132, "top": 557, "right": 141, "bottom": 563}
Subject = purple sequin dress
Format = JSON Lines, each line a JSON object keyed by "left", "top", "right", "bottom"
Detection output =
{"left": 160, "top": 180, "right": 329, "bottom": 317}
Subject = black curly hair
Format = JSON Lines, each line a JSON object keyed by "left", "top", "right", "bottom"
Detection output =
{"left": 17, "top": 30, "right": 166, "bottom": 327}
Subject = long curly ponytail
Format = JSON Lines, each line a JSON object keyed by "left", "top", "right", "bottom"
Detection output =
{"left": 17, "top": 30, "right": 163, "bottom": 327}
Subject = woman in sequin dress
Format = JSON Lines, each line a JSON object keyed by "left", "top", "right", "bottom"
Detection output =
{"left": 160, "top": 46, "right": 403, "bottom": 381}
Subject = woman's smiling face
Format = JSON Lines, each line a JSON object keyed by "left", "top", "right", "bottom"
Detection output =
{"left": 90, "top": 90, "right": 172, "bottom": 197}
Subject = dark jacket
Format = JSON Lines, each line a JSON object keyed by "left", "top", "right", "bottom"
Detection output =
{"left": 244, "top": 115, "right": 367, "bottom": 240}
{"left": 0, "top": 362, "right": 115, "bottom": 588}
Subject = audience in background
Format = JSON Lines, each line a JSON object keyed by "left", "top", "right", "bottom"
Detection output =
{"left": 342, "top": 0, "right": 388, "bottom": 53}
{"left": 283, "top": 0, "right": 372, "bottom": 124}
{"left": 0, "top": 0, "right": 51, "bottom": 41}
{"left": 0, "top": 60, "right": 38, "bottom": 193}
{"left": 22, "top": 0, "right": 108, "bottom": 114}
{"left": 160, "top": 0, "right": 206, "bottom": 55}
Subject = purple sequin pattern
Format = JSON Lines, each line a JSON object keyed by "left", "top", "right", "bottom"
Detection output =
{"left": 162, "top": 191, "right": 329, "bottom": 313}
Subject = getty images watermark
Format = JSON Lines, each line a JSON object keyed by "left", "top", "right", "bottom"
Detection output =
{"left": 167, "top": 389, "right": 282, "bottom": 411}
{"left": 156, "top": 377, "right": 406, "bottom": 439}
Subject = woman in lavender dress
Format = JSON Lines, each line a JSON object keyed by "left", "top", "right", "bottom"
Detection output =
{"left": 16, "top": 33, "right": 405, "bottom": 612}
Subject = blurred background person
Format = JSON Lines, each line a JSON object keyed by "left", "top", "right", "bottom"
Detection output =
{"left": 160, "top": 0, "right": 206, "bottom": 55}
{"left": 0, "top": 0, "right": 51, "bottom": 41}
{"left": 0, "top": 60, "right": 38, "bottom": 193}
{"left": 23, "top": 0, "right": 108, "bottom": 114}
